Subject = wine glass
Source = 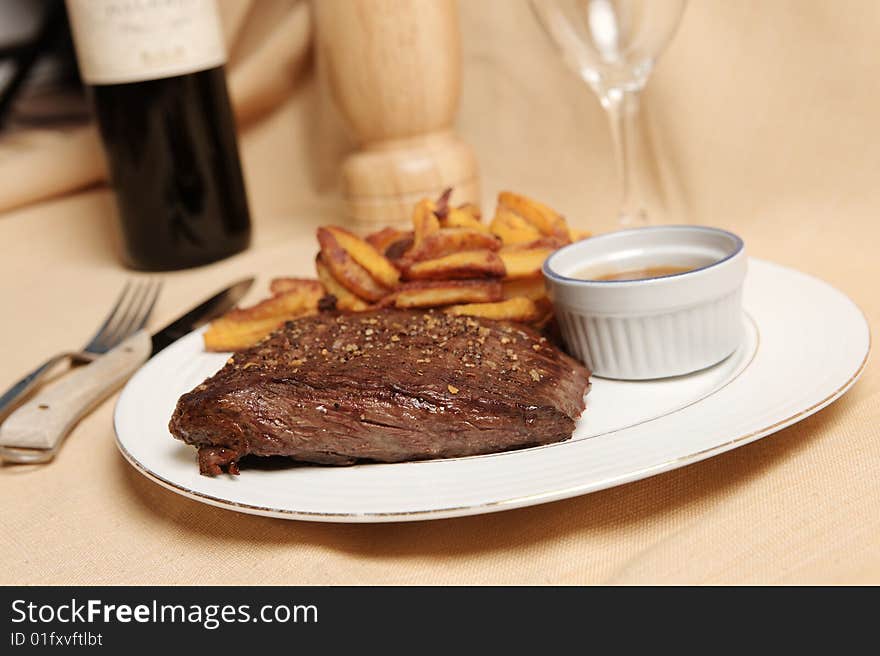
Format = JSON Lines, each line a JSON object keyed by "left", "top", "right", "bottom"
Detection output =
{"left": 530, "top": 0, "right": 687, "bottom": 226}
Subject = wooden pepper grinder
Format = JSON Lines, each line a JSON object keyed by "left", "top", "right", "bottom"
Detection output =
{"left": 314, "top": 0, "right": 480, "bottom": 230}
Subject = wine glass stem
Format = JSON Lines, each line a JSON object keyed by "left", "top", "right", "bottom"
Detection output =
{"left": 601, "top": 87, "right": 647, "bottom": 226}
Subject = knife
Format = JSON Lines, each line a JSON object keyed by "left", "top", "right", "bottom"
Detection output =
{"left": 0, "top": 278, "right": 254, "bottom": 465}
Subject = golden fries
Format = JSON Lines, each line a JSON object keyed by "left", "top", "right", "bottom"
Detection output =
{"left": 432, "top": 187, "right": 453, "bottom": 218}
{"left": 498, "top": 245, "right": 554, "bottom": 280}
{"left": 497, "top": 191, "right": 569, "bottom": 241}
{"left": 501, "top": 277, "right": 547, "bottom": 301}
{"left": 202, "top": 187, "right": 583, "bottom": 354}
{"left": 412, "top": 198, "right": 441, "bottom": 251}
{"left": 440, "top": 205, "right": 489, "bottom": 233}
{"left": 378, "top": 189, "right": 569, "bottom": 321}
{"left": 403, "top": 250, "right": 505, "bottom": 281}
{"left": 365, "top": 226, "right": 404, "bottom": 252}
{"left": 321, "top": 226, "right": 400, "bottom": 289}
{"left": 531, "top": 298, "right": 556, "bottom": 329}
{"left": 445, "top": 297, "right": 542, "bottom": 323}
{"left": 204, "top": 316, "right": 297, "bottom": 352}
{"left": 204, "top": 284, "right": 323, "bottom": 352}
{"left": 453, "top": 202, "right": 482, "bottom": 221}
{"left": 365, "top": 227, "right": 414, "bottom": 260}
{"left": 489, "top": 207, "right": 543, "bottom": 245}
{"left": 269, "top": 278, "right": 324, "bottom": 297}
{"left": 442, "top": 209, "right": 489, "bottom": 232}
{"left": 394, "top": 280, "right": 503, "bottom": 309}
{"left": 317, "top": 227, "right": 391, "bottom": 302}
{"left": 222, "top": 286, "right": 322, "bottom": 322}
{"left": 315, "top": 256, "right": 369, "bottom": 312}
{"left": 405, "top": 228, "right": 501, "bottom": 262}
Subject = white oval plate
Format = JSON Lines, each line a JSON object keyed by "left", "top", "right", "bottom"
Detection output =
{"left": 114, "top": 259, "right": 870, "bottom": 522}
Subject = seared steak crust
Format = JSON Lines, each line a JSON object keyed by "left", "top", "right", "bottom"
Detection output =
{"left": 169, "top": 309, "right": 590, "bottom": 475}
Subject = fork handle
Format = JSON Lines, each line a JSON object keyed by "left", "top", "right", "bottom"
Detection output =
{"left": 0, "top": 331, "right": 151, "bottom": 455}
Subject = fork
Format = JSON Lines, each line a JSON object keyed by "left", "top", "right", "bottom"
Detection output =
{"left": 0, "top": 280, "right": 162, "bottom": 424}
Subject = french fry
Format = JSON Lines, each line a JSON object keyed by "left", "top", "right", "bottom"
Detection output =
{"left": 317, "top": 227, "right": 391, "bottom": 302}
{"left": 439, "top": 201, "right": 488, "bottom": 232}
{"left": 498, "top": 245, "right": 554, "bottom": 280}
{"left": 204, "top": 316, "right": 297, "bottom": 352}
{"left": 412, "top": 198, "right": 440, "bottom": 251}
{"left": 365, "top": 227, "right": 414, "bottom": 261}
{"left": 394, "top": 280, "right": 503, "bottom": 308}
{"left": 403, "top": 250, "right": 505, "bottom": 281}
{"left": 222, "top": 286, "right": 322, "bottom": 321}
{"left": 323, "top": 226, "right": 400, "bottom": 288}
{"left": 384, "top": 234, "right": 415, "bottom": 261}
{"left": 203, "top": 286, "right": 322, "bottom": 352}
{"left": 497, "top": 191, "right": 569, "bottom": 241}
{"left": 269, "top": 278, "right": 324, "bottom": 297}
{"left": 201, "top": 189, "right": 583, "bottom": 350}
{"left": 315, "top": 256, "right": 369, "bottom": 312}
{"left": 441, "top": 208, "right": 489, "bottom": 232}
{"left": 444, "top": 297, "right": 542, "bottom": 323}
{"left": 532, "top": 308, "right": 556, "bottom": 331}
{"left": 432, "top": 187, "right": 453, "bottom": 219}
{"left": 530, "top": 296, "right": 557, "bottom": 329}
{"left": 365, "top": 226, "right": 404, "bottom": 252}
{"left": 455, "top": 202, "right": 482, "bottom": 221}
{"left": 489, "top": 207, "right": 543, "bottom": 245}
{"left": 501, "top": 277, "right": 548, "bottom": 301}
{"left": 515, "top": 235, "right": 570, "bottom": 250}
{"left": 432, "top": 190, "right": 481, "bottom": 223}
{"left": 405, "top": 228, "right": 501, "bottom": 262}
{"left": 568, "top": 226, "right": 592, "bottom": 242}
{"left": 534, "top": 296, "right": 554, "bottom": 315}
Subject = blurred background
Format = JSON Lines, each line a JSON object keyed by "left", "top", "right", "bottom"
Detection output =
{"left": 0, "top": 0, "right": 876, "bottom": 274}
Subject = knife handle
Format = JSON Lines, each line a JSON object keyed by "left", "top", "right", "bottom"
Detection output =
{"left": 0, "top": 354, "right": 73, "bottom": 422}
{"left": 0, "top": 330, "right": 151, "bottom": 460}
{"left": 0, "top": 351, "right": 98, "bottom": 423}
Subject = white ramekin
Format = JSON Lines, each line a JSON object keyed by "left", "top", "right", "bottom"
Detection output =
{"left": 543, "top": 225, "right": 747, "bottom": 380}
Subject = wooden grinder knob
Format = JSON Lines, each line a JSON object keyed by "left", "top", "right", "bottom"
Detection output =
{"left": 314, "top": 0, "right": 480, "bottom": 230}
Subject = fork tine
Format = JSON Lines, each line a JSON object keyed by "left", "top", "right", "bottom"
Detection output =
{"left": 104, "top": 281, "right": 150, "bottom": 350}
{"left": 83, "top": 282, "right": 132, "bottom": 352}
{"left": 132, "top": 279, "right": 162, "bottom": 333}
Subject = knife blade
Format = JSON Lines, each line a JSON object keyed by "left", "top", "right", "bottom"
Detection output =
{"left": 0, "top": 277, "right": 254, "bottom": 464}
{"left": 150, "top": 277, "right": 253, "bottom": 355}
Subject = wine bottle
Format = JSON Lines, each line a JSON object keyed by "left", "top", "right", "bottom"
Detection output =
{"left": 65, "top": 0, "right": 250, "bottom": 271}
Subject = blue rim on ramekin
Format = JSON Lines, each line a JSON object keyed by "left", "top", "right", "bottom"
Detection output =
{"left": 543, "top": 225, "right": 746, "bottom": 285}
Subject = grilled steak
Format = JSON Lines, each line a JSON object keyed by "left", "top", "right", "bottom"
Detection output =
{"left": 169, "top": 309, "right": 591, "bottom": 475}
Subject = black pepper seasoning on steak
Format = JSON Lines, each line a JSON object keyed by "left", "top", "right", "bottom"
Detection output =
{"left": 169, "top": 309, "right": 591, "bottom": 475}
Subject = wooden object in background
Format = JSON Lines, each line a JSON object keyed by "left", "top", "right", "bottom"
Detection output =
{"left": 314, "top": 0, "right": 480, "bottom": 230}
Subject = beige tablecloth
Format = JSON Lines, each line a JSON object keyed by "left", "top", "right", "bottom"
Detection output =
{"left": 1, "top": 0, "right": 878, "bottom": 585}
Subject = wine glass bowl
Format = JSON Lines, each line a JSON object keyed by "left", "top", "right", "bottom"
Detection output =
{"left": 531, "top": 0, "right": 687, "bottom": 226}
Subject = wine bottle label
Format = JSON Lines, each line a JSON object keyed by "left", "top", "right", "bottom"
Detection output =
{"left": 65, "top": 0, "right": 227, "bottom": 85}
